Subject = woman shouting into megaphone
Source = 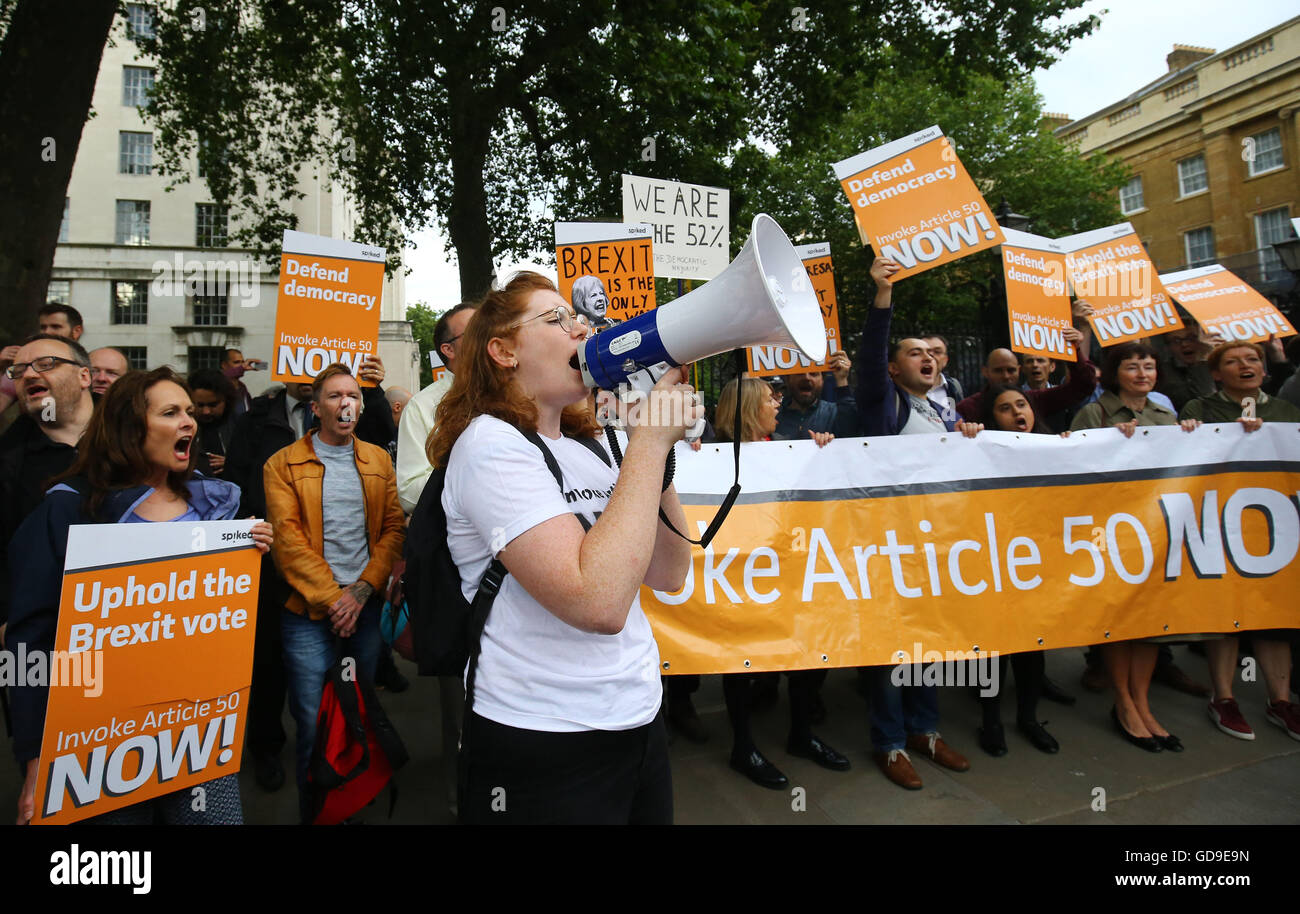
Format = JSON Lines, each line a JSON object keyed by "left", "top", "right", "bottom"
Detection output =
{"left": 427, "top": 271, "right": 702, "bottom": 825}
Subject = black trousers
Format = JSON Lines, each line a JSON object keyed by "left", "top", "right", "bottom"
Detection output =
{"left": 459, "top": 709, "right": 672, "bottom": 825}
{"left": 981, "top": 651, "right": 1044, "bottom": 725}
{"left": 723, "top": 669, "right": 826, "bottom": 753}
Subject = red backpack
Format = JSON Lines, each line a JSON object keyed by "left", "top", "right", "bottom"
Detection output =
{"left": 308, "top": 656, "right": 409, "bottom": 825}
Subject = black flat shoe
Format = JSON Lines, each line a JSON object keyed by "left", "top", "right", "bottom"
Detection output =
{"left": 787, "top": 735, "right": 851, "bottom": 771}
{"left": 1112, "top": 706, "right": 1162, "bottom": 753}
{"left": 1017, "top": 720, "right": 1060, "bottom": 754}
{"left": 1156, "top": 733, "right": 1184, "bottom": 752}
{"left": 1040, "top": 676, "right": 1077, "bottom": 706}
{"left": 730, "top": 748, "right": 789, "bottom": 789}
{"left": 978, "top": 723, "right": 1008, "bottom": 757}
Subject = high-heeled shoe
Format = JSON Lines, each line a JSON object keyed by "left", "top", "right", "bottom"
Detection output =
{"left": 1112, "top": 706, "right": 1162, "bottom": 753}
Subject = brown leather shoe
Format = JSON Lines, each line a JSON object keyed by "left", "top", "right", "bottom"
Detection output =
{"left": 1154, "top": 662, "right": 1212, "bottom": 698}
{"left": 906, "top": 731, "right": 970, "bottom": 772}
{"left": 874, "top": 749, "right": 922, "bottom": 790}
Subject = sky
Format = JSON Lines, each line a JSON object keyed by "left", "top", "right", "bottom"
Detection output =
{"left": 402, "top": 1, "right": 1298, "bottom": 311}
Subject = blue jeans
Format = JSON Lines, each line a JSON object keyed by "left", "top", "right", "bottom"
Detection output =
{"left": 281, "top": 598, "right": 382, "bottom": 823}
{"left": 867, "top": 665, "right": 940, "bottom": 753}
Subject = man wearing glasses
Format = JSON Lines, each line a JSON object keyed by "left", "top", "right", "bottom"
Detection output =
{"left": 0, "top": 335, "right": 96, "bottom": 636}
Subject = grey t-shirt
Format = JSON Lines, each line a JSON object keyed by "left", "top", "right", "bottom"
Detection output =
{"left": 313, "top": 434, "right": 370, "bottom": 586}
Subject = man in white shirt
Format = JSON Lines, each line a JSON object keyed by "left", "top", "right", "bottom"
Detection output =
{"left": 396, "top": 303, "right": 476, "bottom": 512}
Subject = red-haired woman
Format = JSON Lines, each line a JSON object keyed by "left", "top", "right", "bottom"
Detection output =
{"left": 428, "top": 271, "right": 699, "bottom": 824}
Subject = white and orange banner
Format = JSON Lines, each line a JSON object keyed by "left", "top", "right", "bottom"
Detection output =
{"left": 1160, "top": 264, "right": 1297, "bottom": 343}
{"left": 1060, "top": 223, "right": 1182, "bottom": 345}
{"left": 33, "top": 522, "right": 262, "bottom": 824}
{"left": 272, "top": 230, "right": 385, "bottom": 385}
{"left": 642, "top": 426, "right": 1299, "bottom": 675}
{"left": 554, "top": 222, "right": 656, "bottom": 322}
{"left": 748, "top": 242, "right": 842, "bottom": 377}
{"left": 1000, "top": 229, "right": 1076, "bottom": 362}
{"left": 832, "top": 125, "right": 1003, "bottom": 280}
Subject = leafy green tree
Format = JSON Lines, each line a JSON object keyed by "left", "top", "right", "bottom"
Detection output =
{"left": 407, "top": 302, "right": 441, "bottom": 389}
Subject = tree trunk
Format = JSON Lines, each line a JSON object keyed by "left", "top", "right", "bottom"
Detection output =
{"left": 0, "top": 0, "right": 117, "bottom": 344}
{"left": 445, "top": 102, "right": 495, "bottom": 302}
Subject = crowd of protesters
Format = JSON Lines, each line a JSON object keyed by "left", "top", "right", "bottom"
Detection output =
{"left": 3, "top": 261, "right": 1298, "bottom": 824}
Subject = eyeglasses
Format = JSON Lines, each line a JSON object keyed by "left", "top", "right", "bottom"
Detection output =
{"left": 511, "top": 306, "right": 591, "bottom": 336}
{"left": 5, "top": 355, "right": 84, "bottom": 379}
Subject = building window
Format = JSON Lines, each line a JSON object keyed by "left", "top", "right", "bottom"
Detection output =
{"left": 1119, "top": 176, "right": 1145, "bottom": 214}
{"left": 1184, "top": 227, "right": 1215, "bottom": 267}
{"left": 192, "top": 292, "right": 229, "bottom": 326}
{"left": 117, "top": 346, "right": 149, "bottom": 370}
{"left": 59, "top": 198, "right": 69, "bottom": 242}
{"left": 126, "top": 3, "right": 155, "bottom": 40}
{"left": 46, "top": 280, "right": 71, "bottom": 304}
{"left": 112, "top": 281, "right": 149, "bottom": 325}
{"left": 115, "top": 200, "right": 151, "bottom": 245}
{"left": 121, "top": 66, "right": 155, "bottom": 107}
{"left": 1246, "top": 127, "right": 1283, "bottom": 177}
{"left": 118, "top": 131, "right": 153, "bottom": 175}
{"left": 195, "top": 204, "right": 229, "bottom": 248}
{"left": 1255, "top": 207, "right": 1293, "bottom": 281}
{"left": 1177, "top": 155, "right": 1208, "bottom": 197}
{"left": 187, "top": 347, "right": 225, "bottom": 371}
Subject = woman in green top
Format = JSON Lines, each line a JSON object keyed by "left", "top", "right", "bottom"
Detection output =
{"left": 1070, "top": 341, "right": 1201, "bottom": 752}
{"left": 1179, "top": 341, "right": 1300, "bottom": 743}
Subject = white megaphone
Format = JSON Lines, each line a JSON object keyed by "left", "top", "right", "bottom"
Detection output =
{"left": 576, "top": 213, "right": 828, "bottom": 392}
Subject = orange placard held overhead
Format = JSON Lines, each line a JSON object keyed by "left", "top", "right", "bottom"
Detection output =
{"left": 1160, "top": 264, "right": 1297, "bottom": 343}
{"left": 1060, "top": 222, "right": 1182, "bottom": 346}
{"left": 748, "top": 242, "right": 841, "bottom": 377}
{"left": 272, "top": 230, "right": 385, "bottom": 385}
{"left": 555, "top": 222, "right": 656, "bottom": 324}
{"left": 832, "top": 125, "right": 1003, "bottom": 280}
{"left": 1000, "top": 228, "right": 1076, "bottom": 362}
{"left": 32, "top": 521, "right": 262, "bottom": 824}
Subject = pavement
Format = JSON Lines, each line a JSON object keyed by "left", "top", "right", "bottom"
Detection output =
{"left": 5, "top": 647, "right": 1297, "bottom": 825}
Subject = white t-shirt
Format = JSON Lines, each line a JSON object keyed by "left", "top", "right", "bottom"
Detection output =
{"left": 443, "top": 415, "right": 661, "bottom": 733}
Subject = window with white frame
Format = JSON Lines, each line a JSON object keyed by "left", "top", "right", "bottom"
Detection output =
{"left": 1254, "top": 207, "right": 1293, "bottom": 281}
{"left": 46, "top": 280, "right": 70, "bottom": 305}
{"left": 187, "top": 347, "right": 225, "bottom": 371}
{"left": 1177, "top": 154, "right": 1208, "bottom": 197}
{"left": 126, "top": 3, "right": 155, "bottom": 40}
{"left": 195, "top": 204, "right": 229, "bottom": 248}
{"left": 112, "top": 281, "right": 149, "bottom": 324}
{"left": 117, "top": 346, "right": 148, "bottom": 370}
{"left": 1247, "top": 127, "right": 1283, "bottom": 177}
{"left": 1184, "top": 227, "right": 1215, "bottom": 267}
{"left": 122, "top": 66, "right": 155, "bottom": 107}
{"left": 115, "top": 200, "right": 151, "bottom": 245}
{"left": 191, "top": 291, "right": 229, "bottom": 326}
{"left": 119, "top": 131, "right": 153, "bottom": 175}
{"left": 1119, "top": 176, "right": 1144, "bottom": 214}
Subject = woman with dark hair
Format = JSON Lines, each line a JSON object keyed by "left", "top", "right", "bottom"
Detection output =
{"left": 1070, "top": 343, "right": 1200, "bottom": 753}
{"left": 429, "top": 271, "right": 699, "bottom": 824}
{"left": 713, "top": 376, "right": 848, "bottom": 788}
{"left": 10, "top": 367, "right": 272, "bottom": 824}
{"left": 975, "top": 385, "right": 1062, "bottom": 756}
{"left": 188, "top": 368, "right": 238, "bottom": 477}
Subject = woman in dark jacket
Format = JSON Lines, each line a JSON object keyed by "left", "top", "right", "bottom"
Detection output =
{"left": 11, "top": 367, "right": 271, "bottom": 824}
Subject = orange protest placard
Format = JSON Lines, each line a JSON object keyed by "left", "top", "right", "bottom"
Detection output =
{"left": 1060, "top": 223, "right": 1183, "bottom": 346}
{"left": 1160, "top": 264, "right": 1297, "bottom": 343}
{"left": 272, "top": 230, "right": 385, "bottom": 385}
{"left": 32, "top": 522, "right": 261, "bottom": 824}
{"left": 645, "top": 428, "right": 1298, "bottom": 674}
{"left": 748, "top": 242, "right": 842, "bottom": 377}
{"left": 1000, "top": 229, "right": 1077, "bottom": 362}
{"left": 832, "top": 125, "right": 1003, "bottom": 280}
{"left": 555, "top": 223, "right": 656, "bottom": 324}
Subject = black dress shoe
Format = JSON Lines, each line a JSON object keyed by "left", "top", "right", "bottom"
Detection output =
{"left": 978, "top": 722, "right": 1008, "bottom": 757}
{"left": 1111, "top": 706, "right": 1162, "bottom": 753}
{"left": 1040, "top": 676, "right": 1076, "bottom": 706}
{"left": 729, "top": 748, "right": 789, "bottom": 789}
{"left": 252, "top": 750, "right": 286, "bottom": 792}
{"left": 1017, "top": 719, "right": 1060, "bottom": 754}
{"left": 787, "top": 735, "right": 851, "bottom": 771}
{"left": 1156, "top": 733, "right": 1184, "bottom": 752}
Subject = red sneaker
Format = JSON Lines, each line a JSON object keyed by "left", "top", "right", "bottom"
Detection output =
{"left": 1265, "top": 701, "right": 1300, "bottom": 742}
{"left": 1207, "top": 698, "right": 1254, "bottom": 740}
